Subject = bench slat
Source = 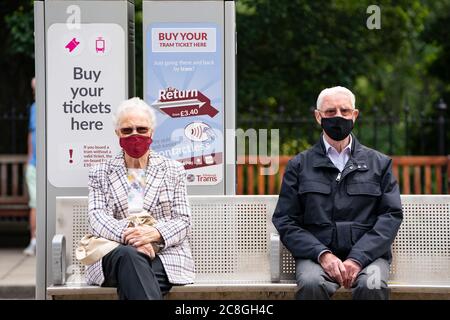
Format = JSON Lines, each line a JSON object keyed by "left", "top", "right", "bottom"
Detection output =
{"left": 237, "top": 164, "right": 244, "bottom": 194}
{"left": 0, "top": 155, "right": 29, "bottom": 218}
{"left": 393, "top": 164, "right": 399, "bottom": 184}
{"left": 47, "top": 283, "right": 450, "bottom": 300}
{"left": 448, "top": 156, "right": 450, "bottom": 192}
{"left": 268, "top": 172, "right": 276, "bottom": 194}
{"left": 402, "top": 166, "right": 411, "bottom": 194}
{"left": 237, "top": 156, "right": 449, "bottom": 195}
{"left": 12, "top": 163, "right": 19, "bottom": 197}
{"left": 257, "top": 165, "right": 265, "bottom": 195}
{"left": 246, "top": 165, "right": 254, "bottom": 195}
{"left": 1, "top": 163, "right": 7, "bottom": 197}
{"left": 425, "top": 165, "right": 432, "bottom": 194}
{"left": 436, "top": 167, "right": 443, "bottom": 194}
{"left": 277, "top": 166, "right": 285, "bottom": 193}
{"left": 414, "top": 166, "right": 421, "bottom": 194}
{"left": 392, "top": 156, "right": 448, "bottom": 165}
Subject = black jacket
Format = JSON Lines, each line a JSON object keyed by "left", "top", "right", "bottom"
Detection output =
{"left": 272, "top": 134, "right": 403, "bottom": 268}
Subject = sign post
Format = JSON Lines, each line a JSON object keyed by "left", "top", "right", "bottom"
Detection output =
{"left": 34, "top": 0, "right": 135, "bottom": 299}
{"left": 143, "top": 0, "right": 236, "bottom": 195}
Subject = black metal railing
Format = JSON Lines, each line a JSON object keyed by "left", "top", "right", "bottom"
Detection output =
{"left": 238, "top": 100, "right": 448, "bottom": 156}
{"left": 0, "top": 99, "right": 448, "bottom": 156}
{"left": 0, "top": 106, "right": 29, "bottom": 154}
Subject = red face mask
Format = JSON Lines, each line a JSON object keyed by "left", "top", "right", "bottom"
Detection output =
{"left": 119, "top": 135, "right": 152, "bottom": 159}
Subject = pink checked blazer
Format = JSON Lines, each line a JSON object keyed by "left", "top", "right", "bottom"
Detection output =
{"left": 85, "top": 151, "right": 195, "bottom": 285}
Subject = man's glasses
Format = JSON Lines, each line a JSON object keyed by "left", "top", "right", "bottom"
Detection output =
{"left": 318, "top": 107, "right": 356, "bottom": 117}
{"left": 119, "top": 126, "right": 150, "bottom": 135}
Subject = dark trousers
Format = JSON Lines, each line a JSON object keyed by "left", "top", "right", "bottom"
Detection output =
{"left": 295, "top": 258, "right": 390, "bottom": 300}
{"left": 102, "top": 245, "right": 172, "bottom": 300}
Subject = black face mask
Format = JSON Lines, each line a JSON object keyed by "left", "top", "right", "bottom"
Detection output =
{"left": 321, "top": 116, "right": 354, "bottom": 141}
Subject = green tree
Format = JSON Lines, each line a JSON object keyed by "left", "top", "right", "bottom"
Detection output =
{"left": 236, "top": 0, "right": 447, "bottom": 154}
{"left": 0, "top": 0, "right": 35, "bottom": 153}
{"left": 237, "top": 0, "right": 430, "bottom": 111}
{"left": 1, "top": 0, "right": 449, "bottom": 155}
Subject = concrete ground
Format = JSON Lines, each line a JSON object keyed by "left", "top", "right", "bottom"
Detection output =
{"left": 0, "top": 249, "right": 36, "bottom": 299}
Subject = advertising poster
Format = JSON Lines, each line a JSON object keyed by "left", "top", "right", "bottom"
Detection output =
{"left": 46, "top": 23, "right": 125, "bottom": 187}
{"left": 146, "top": 23, "right": 223, "bottom": 186}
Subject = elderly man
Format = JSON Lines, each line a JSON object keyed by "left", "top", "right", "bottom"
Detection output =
{"left": 272, "top": 86, "right": 403, "bottom": 300}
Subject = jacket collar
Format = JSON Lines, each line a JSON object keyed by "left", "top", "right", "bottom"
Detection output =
{"left": 108, "top": 150, "right": 167, "bottom": 214}
{"left": 322, "top": 134, "right": 352, "bottom": 157}
{"left": 109, "top": 150, "right": 165, "bottom": 172}
{"left": 312, "top": 133, "right": 368, "bottom": 169}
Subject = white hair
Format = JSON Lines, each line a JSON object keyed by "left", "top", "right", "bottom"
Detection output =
{"left": 316, "top": 86, "right": 356, "bottom": 110}
{"left": 112, "top": 97, "right": 156, "bottom": 130}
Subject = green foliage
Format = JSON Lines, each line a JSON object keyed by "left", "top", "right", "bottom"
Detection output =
{"left": 236, "top": 0, "right": 436, "bottom": 116}
{"left": 422, "top": 0, "right": 450, "bottom": 100}
{"left": 280, "top": 138, "right": 311, "bottom": 155}
{"left": 4, "top": 1, "right": 34, "bottom": 59}
{"left": 1, "top": 0, "right": 449, "bottom": 155}
{"left": 0, "top": 0, "right": 35, "bottom": 125}
{"left": 235, "top": 0, "right": 450, "bottom": 155}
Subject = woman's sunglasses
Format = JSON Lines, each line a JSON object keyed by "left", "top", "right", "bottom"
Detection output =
{"left": 119, "top": 126, "right": 150, "bottom": 135}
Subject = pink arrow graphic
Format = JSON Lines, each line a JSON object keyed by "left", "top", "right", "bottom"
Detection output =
{"left": 152, "top": 89, "right": 218, "bottom": 118}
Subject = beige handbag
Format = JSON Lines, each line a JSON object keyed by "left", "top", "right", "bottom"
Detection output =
{"left": 76, "top": 212, "right": 158, "bottom": 265}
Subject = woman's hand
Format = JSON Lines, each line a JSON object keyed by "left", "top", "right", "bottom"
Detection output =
{"left": 124, "top": 225, "right": 162, "bottom": 247}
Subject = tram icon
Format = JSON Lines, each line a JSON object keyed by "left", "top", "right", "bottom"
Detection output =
{"left": 95, "top": 37, "right": 105, "bottom": 53}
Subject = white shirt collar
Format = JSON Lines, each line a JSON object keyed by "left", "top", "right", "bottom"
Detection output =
{"left": 323, "top": 134, "right": 352, "bottom": 155}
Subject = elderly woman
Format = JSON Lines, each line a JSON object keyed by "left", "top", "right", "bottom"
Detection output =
{"left": 85, "top": 97, "right": 195, "bottom": 299}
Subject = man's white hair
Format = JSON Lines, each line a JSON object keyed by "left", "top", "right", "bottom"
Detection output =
{"left": 316, "top": 86, "right": 356, "bottom": 110}
{"left": 113, "top": 97, "right": 156, "bottom": 131}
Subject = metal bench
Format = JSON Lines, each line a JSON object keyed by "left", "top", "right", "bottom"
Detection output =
{"left": 47, "top": 195, "right": 450, "bottom": 299}
{"left": 271, "top": 195, "right": 450, "bottom": 298}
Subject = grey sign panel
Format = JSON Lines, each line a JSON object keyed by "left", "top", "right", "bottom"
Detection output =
{"left": 34, "top": 0, "right": 134, "bottom": 299}
{"left": 143, "top": 0, "right": 236, "bottom": 195}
